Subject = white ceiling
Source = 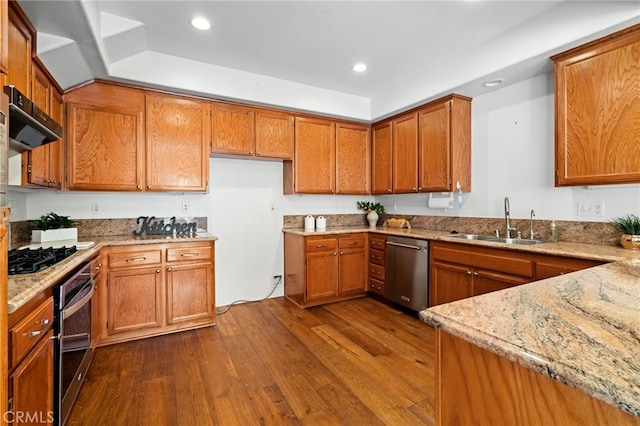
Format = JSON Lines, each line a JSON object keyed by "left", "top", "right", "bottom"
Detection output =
{"left": 18, "top": 1, "right": 640, "bottom": 120}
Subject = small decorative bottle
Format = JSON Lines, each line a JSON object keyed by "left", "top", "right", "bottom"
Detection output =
{"left": 550, "top": 220, "right": 558, "bottom": 242}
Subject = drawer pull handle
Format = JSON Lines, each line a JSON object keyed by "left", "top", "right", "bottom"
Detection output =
{"left": 126, "top": 257, "right": 147, "bottom": 262}
{"left": 40, "top": 319, "right": 50, "bottom": 326}
{"left": 28, "top": 329, "right": 43, "bottom": 338}
{"left": 180, "top": 253, "right": 198, "bottom": 257}
{"left": 315, "top": 244, "right": 327, "bottom": 248}
{"left": 346, "top": 241, "right": 357, "bottom": 245}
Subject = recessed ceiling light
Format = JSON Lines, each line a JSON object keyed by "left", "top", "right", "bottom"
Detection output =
{"left": 352, "top": 63, "right": 367, "bottom": 73}
{"left": 482, "top": 78, "right": 505, "bottom": 87}
{"left": 191, "top": 17, "right": 211, "bottom": 31}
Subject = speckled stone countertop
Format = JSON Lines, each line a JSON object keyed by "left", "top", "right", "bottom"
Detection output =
{"left": 8, "top": 233, "right": 218, "bottom": 315}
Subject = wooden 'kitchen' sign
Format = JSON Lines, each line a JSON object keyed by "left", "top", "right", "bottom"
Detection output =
{"left": 134, "top": 216, "right": 197, "bottom": 236}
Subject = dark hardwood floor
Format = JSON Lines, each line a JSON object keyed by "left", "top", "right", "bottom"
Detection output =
{"left": 68, "top": 297, "right": 435, "bottom": 425}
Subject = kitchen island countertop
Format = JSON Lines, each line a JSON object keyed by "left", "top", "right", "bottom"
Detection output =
{"left": 8, "top": 233, "right": 218, "bottom": 315}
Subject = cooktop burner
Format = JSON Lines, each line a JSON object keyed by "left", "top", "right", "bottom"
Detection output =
{"left": 8, "top": 245, "right": 77, "bottom": 275}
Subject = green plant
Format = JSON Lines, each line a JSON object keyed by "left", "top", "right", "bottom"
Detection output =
{"left": 30, "top": 212, "right": 77, "bottom": 230}
{"left": 356, "top": 201, "right": 385, "bottom": 216}
{"left": 610, "top": 214, "right": 640, "bottom": 235}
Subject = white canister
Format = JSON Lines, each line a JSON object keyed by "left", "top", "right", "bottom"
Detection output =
{"left": 316, "top": 216, "right": 326, "bottom": 230}
{"left": 304, "top": 215, "right": 315, "bottom": 231}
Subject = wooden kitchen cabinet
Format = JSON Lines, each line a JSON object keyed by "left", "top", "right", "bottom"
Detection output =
{"left": 284, "top": 232, "right": 367, "bottom": 307}
{"left": 99, "top": 241, "right": 215, "bottom": 346}
{"left": 392, "top": 112, "right": 419, "bottom": 193}
{"left": 145, "top": 93, "right": 210, "bottom": 191}
{"left": 7, "top": 1, "right": 33, "bottom": 96}
{"left": 552, "top": 23, "right": 640, "bottom": 186}
{"left": 23, "top": 61, "right": 63, "bottom": 189}
{"left": 288, "top": 116, "right": 336, "bottom": 194}
{"left": 368, "top": 233, "right": 387, "bottom": 297}
{"left": 418, "top": 94, "right": 471, "bottom": 192}
{"left": 335, "top": 122, "right": 370, "bottom": 194}
{"left": 0, "top": 0, "right": 8, "bottom": 75}
{"left": 8, "top": 297, "right": 55, "bottom": 426}
{"left": 90, "top": 255, "right": 104, "bottom": 349}
{"left": 534, "top": 254, "right": 603, "bottom": 280}
{"left": 66, "top": 82, "right": 146, "bottom": 191}
{"left": 211, "top": 103, "right": 294, "bottom": 159}
{"left": 371, "top": 121, "right": 393, "bottom": 194}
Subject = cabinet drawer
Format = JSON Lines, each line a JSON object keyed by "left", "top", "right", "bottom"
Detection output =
{"left": 535, "top": 257, "right": 603, "bottom": 280}
{"left": 369, "top": 278, "right": 385, "bottom": 296}
{"left": 369, "top": 248, "right": 385, "bottom": 266}
{"left": 306, "top": 238, "right": 338, "bottom": 252}
{"left": 10, "top": 298, "right": 54, "bottom": 368}
{"left": 370, "top": 235, "right": 386, "bottom": 250}
{"left": 339, "top": 235, "right": 365, "bottom": 249}
{"left": 90, "top": 255, "right": 104, "bottom": 279}
{"left": 432, "top": 242, "right": 534, "bottom": 278}
{"left": 369, "top": 263, "right": 385, "bottom": 281}
{"left": 107, "top": 249, "right": 162, "bottom": 269}
{"left": 167, "top": 244, "right": 213, "bottom": 262}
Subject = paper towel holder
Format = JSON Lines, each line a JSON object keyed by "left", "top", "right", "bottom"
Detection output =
{"left": 427, "top": 193, "right": 454, "bottom": 211}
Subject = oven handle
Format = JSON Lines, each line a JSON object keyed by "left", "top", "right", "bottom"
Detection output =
{"left": 62, "top": 279, "right": 95, "bottom": 320}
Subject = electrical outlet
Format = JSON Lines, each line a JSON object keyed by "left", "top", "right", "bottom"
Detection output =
{"left": 91, "top": 202, "right": 100, "bottom": 214}
{"left": 182, "top": 202, "right": 190, "bottom": 213}
{"left": 272, "top": 275, "right": 283, "bottom": 286}
{"left": 577, "top": 201, "right": 604, "bottom": 217}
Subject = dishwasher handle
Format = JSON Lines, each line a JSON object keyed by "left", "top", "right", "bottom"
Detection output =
{"left": 386, "top": 241, "right": 423, "bottom": 250}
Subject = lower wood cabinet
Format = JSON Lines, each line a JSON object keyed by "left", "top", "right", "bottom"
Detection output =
{"left": 98, "top": 241, "right": 215, "bottom": 345}
{"left": 368, "top": 233, "right": 386, "bottom": 297}
{"left": 430, "top": 241, "right": 605, "bottom": 306}
{"left": 284, "top": 232, "right": 367, "bottom": 307}
{"left": 8, "top": 297, "right": 55, "bottom": 425}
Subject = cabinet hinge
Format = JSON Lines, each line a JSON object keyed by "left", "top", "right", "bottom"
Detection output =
{"left": 27, "top": 164, "right": 32, "bottom": 173}
{"left": 8, "top": 397, "right": 13, "bottom": 412}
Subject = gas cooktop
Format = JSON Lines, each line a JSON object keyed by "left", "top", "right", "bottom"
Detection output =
{"left": 8, "top": 245, "right": 77, "bottom": 275}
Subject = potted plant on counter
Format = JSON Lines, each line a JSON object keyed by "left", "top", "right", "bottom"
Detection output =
{"left": 30, "top": 212, "right": 78, "bottom": 243}
{"left": 357, "top": 201, "right": 385, "bottom": 228}
{"left": 610, "top": 213, "right": 640, "bottom": 250}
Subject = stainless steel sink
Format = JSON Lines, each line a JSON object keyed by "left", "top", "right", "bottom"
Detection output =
{"left": 447, "top": 234, "right": 547, "bottom": 245}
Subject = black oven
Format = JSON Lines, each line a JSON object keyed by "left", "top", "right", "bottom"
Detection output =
{"left": 53, "top": 259, "right": 95, "bottom": 426}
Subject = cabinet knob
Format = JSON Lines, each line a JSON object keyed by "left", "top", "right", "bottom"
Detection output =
{"left": 340, "top": 251, "right": 344, "bottom": 255}
{"left": 473, "top": 272, "right": 478, "bottom": 276}
{"left": 147, "top": 185, "right": 151, "bottom": 189}
{"left": 418, "top": 187, "right": 422, "bottom": 191}
{"left": 167, "top": 267, "right": 172, "bottom": 272}
{"left": 249, "top": 151, "right": 253, "bottom": 155}
{"left": 412, "top": 187, "right": 417, "bottom": 192}
{"left": 156, "top": 269, "right": 161, "bottom": 273}
{"left": 136, "top": 184, "right": 141, "bottom": 189}
{"left": 256, "top": 151, "right": 261, "bottom": 156}
{"left": 466, "top": 271, "right": 472, "bottom": 275}
{"left": 333, "top": 252, "right": 337, "bottom": 256}
{"left": 387, "top": 189, "right": 392, "bottom": 193}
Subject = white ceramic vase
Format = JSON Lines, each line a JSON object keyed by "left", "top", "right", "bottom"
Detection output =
{"left": 367, "top": 210, "right": 379, "bottom": 228}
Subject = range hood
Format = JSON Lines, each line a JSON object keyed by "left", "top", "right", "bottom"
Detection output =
{"left": 4, "top": 85, "right": 63, "bottom": 154}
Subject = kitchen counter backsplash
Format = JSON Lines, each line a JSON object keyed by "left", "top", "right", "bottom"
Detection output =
{"left": 10, "top": 217, "right": 208, "bottom": 244}
{"left": 283, "top": 214, "right": 620, "bottom": 246}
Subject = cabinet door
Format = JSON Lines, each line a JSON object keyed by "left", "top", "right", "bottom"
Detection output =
{"left": 338, "top": 248, "right": 367, "bottom": 295}
{"left": 0, "top": 0, "right": 8, "bottom": 75}
{"left": 336, "top": 122, "right": 370, "bottom": 194}
{"left": 107, "top": 267, "right": 163, "bottom": 335}
{"left": 294, "top": 117, "right": 335, "bottom": 194}
{"left": 473, "top": 270, "right": 530, "bottom": 297}
{"left": 166, "top": 262, "right": 214, "bottom": 324}
{"left": 146, "top": 94, "right": 210, "bottom": 191}
{"left": 254, "top": 109, "right": 294, "bottom": 159}
{"left": 211, "top": 103, "right": 254, "bottom": 156}
{"left": 554, "top": 28, "right": 640, "bottom": 186}
{"left": 7, "top": 6, "right": 32, "bottom": 96}
{"left": 430, "top": 261, "right": 472, "bottom": 306}
{"left": 419, "top": 101, "right": 450, "bottom": 192}
{"left": 47, "top": 90, "right": 64, "bottom": 188}
{"left": 372, "top": 121, "right": 393, "bottom": 194}
{"left": 9, "top": 330, "right": 54, "bottom": 426}
{"left": 306, "top": 250, "right": 338, "bottom": 301}
{"left": 392, "top": 112, "right": 419, "bottom": 193}
{"left": 66, "top": 101, "right": 145, "bottom": 191}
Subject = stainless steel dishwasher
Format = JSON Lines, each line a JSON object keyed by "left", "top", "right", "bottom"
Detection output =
{"left": 386, "top": 236, "right": 429, "bottom": 311}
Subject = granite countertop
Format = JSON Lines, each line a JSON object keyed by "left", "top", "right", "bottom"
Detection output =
{"left": 8, "top": 233, "right": 218, "bottom": 315}
{"left": 419, "top": 258, "right": 640, "bottom": 417}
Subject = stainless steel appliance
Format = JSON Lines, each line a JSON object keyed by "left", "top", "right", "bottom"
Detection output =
{"left": 4, "top": 85, "right": 63, "bottom": 153}
{"left": 386, "top": 236, "right": 429, "bottom": 311}
{"left": 53, "top": 259, "right": 96, "bottom": 426}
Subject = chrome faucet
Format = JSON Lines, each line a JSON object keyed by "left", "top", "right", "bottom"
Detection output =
{"left": 504, "top": 196, "right": 517, "bottom": 238}
{"left": 529, "top": 209, "right": 536, "bottom": 240}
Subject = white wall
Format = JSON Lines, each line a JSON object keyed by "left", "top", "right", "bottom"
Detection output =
{"left": 8, "top": 73, "right": 639, "bottom": 305}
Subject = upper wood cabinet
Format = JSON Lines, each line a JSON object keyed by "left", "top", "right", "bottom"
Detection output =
{"left": 392, "top": 112, "right": 419, "bottom": 193}
{"left": 0, "top": 0, "right": 8, "bottom": 75}
{"left": 371, "top": 120, "right": 393, "bottom": 194}
{"left": 335, "top": 122, "right": 370, "bottom": 194}
{"left": 145, "top": 93, "right": 210, "bottom": 191}
{"left": 7, "top": 0, "right": 33, "bottom": 95}
{"left": 211, "top": 103, "right": 294, "bottom": 160}
{"left": 552, "top": 23, "right": 640, "bottom": 186}
{"left": 66, "top": 82, "right": 146, "bottom": 191}
{"left": 66, "top": 81, "right": 210, "bottom": 192}
{"left": 418, "top": 95, "right": 471, "bottom": 192}
{"left": 284, "top": 117, "right": 370, "bottom": 194}
{"left": 288, "top": 116, "right": 336, "bottom": 194}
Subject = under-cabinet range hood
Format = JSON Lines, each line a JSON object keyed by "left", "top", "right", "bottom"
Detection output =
{"left": 4, "top": 85, "right": 63, "bottom": 153}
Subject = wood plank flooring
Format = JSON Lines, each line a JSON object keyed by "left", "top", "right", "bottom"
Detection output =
{"left": 68, "top": 297, "right": 435, "bottom": 425}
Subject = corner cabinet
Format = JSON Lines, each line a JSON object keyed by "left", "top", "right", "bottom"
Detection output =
{"left": 98, "top": 241, "right": 215, "bottom": 345}
{"left": 371, "top": 121, "right": 393, "bottom": 194}
{"left": 284, "top": 232, "right": 367, "bottom": 307}
{"left": 552, "top": 23, "right": 640, "bottom": 186}
{"left": 65, "top": 82, "right": 210, "bottom": 192}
